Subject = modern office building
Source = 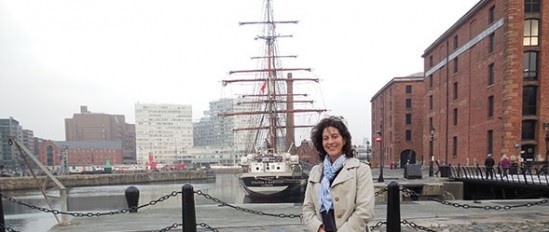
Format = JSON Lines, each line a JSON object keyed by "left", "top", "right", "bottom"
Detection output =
{"left": 193, "top": 98, "right": 254, "bottom": 151}
{"left": 135, "top": 103, "right": 193, "bottom": 165}
{"left": 192, "top": 98, "right": 258, "bottom": 165}
{"left": 65, "top": 106, "right": 136, "bottom": 163}
{"left": 0, "top": 117, "right": 23, "bottom": 172}
{"left": 370, "top": 75, "right": 425, "bottom": 168}
{"left": 420, "top": 0, "right": 548, "bottom": 165}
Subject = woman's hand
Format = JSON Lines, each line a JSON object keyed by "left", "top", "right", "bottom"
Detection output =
{"left": 318, "top": 225, "right": 326, "bottom": 232}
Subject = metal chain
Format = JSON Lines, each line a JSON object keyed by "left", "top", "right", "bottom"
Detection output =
{"left": 398, "top": 187, "right": 549, "bottom": 210}
{"left": 198, "top": 222, "right": 220, "bottom": 232}
{"left": 0, "top": 190, "right": 182, "bottom": 217}
{"left": 429, "top": 198, "right": 548, "bottom": 210}
{"left": 194, "top": 190, "right": 302, "bottom": 219}
{"left": 156, "top": 223, "right": 181, "bottom": 232}
{"left": 375, "top": 187, "right": 388, "bottom": 196}
{"left": 0, "top": 223, "right": 19, "bottom": 232}
{"left": 369, "top": 220, "right": 438, "bottom": 232}
{"left": 400, "top": 187, "right": 420, "bottom": 198}
{"left": 369, "top": 221, "right": 386, "bottom": 231}
{"left": 401, "top": 219, "right": 438, "bottom": 232}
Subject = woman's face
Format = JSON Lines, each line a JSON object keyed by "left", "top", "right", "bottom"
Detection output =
{"left": 322, "top": 126, "right": 346, "bottom": 161}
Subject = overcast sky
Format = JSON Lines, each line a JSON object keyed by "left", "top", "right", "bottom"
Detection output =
{"left": 0, "top": 0, "right": 480, "bottom": 143}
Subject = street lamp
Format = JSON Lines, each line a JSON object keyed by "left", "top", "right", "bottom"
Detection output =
{"left": 376, "top": 130, "right": 384, "bottom": 182}
{"left": 429, "top": 128, "right": 435, "bottom": 177}
{"left": 543, "top": 122, "right": 549, "bottom": 162}
{"left": 365, "top": 141, "right": 371, "bottom": 164}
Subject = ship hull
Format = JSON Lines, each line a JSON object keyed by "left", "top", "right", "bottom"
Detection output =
{"left": 239, "top": 173, "right": 308, "bottom": 198}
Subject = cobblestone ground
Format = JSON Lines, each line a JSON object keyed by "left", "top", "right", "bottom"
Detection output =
{"left": 371, "top": 218, "right": 549, "bottom": 232}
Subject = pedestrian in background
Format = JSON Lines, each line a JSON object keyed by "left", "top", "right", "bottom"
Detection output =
{"left": 302, "top": 116, "right": 375, "bottom": 232}
{"left": 485, "top": 154, "right": 495, "bottom": 179}
{"left": 500, "top": 155, "right": 511, "bottom": 177}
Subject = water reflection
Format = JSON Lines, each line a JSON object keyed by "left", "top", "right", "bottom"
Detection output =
{"left": 1, "top": 174, "right": 304, "bottom": 232}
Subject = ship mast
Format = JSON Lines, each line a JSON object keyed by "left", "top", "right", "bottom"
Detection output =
{"left": 221, "top": 0, "right": 326, "bottom": 154}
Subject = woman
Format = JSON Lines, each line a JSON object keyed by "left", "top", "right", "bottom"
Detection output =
{"left": 302, "top": 116, "right": 375, "bottom": 232}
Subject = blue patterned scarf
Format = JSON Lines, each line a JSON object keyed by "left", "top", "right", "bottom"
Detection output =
{"left": 318, "top": 155, "right": 347, "bottom": 212}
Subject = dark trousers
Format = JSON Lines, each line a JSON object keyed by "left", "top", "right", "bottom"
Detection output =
{"left": 486, "top": 167, "right": 494, "bottom": 179}
{"left": 321, "top": 209, "right": 337, "bottom": 232}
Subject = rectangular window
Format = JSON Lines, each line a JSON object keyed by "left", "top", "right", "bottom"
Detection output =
{"left": 453, "top": 82, "right": 458, "bottom": 100}
{"left": 522, "top": 86, "right": 537, "bottom": 115}
{"left": 522, "top": 120, "right": 536, "bottom": 140}
{"left": 429, "top": 75, "right": 433, "bottom": 89}
{"left": 453, "top": 58, "right": 458, "bottom": 73}
{"left": 429, "top": 56, "right": 433, "bottom": 67}
{"left": 453, "top": 108, "right": 458, "bottom": 126}
{"left": 489, "top": 6, "right": 495, "bottom": 23}
{"left": 429, "top": 117, "right": 433, "bottom": 131}
{"left": 405, "top": 130, "right": 412, "bottom": 141}
{"left": 487, "top": 130, "right": 493, "bottom": 155}
{"left": 525, "top": 0, "right": 540, "bottom": 13}
{"left": 488, "top": 96, "right": 494, "bottom": 117}
{"left": 429, "top": 95, "right": 433, "bottom": 110}
{"left": 524, "top": 19, "right": 539, "bottom": 46}
{"left": 452, "top": 136, "right": 458, "bottom": 158}
{"left": 405, "top": 85, "right": 412, "bottom": 94}
{"left": 489, "top": 33, "right": 495, "bottom": 53}
{"left": 405, "top": 113, "right": 412, "bottom": 125}
{"left": 488, "top": 63, "right": 495, "bottom": 85}
{"left": 453, "top": 35, "right": 458, "bottom": 50}
{"left": 406, "top": 99, "right": 412, "bottom": 109}
{"left": 523, "top": 51, "right": 538, "bottom": 81}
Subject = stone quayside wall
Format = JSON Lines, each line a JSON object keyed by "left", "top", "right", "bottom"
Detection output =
{"left": 0, "top": 170, "right": 214, "bottom": 191}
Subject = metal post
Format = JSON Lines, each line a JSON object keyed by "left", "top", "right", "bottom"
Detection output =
{"left": 182, "top": 184, "right": 196, "bottom": 232}
{"left": 125, "top": 186, "right": 140, "bottom": 213}
{"left": 0, "top": 189, "right": 5, "bottom": 232}
{"left": 429, "top": 128, "right": 435, "bottom": 177}
{"left": 429, "top": 154, "right": 434, "bottom": 177}
{"left": 545, "top": 123, "right": 549, "bottom": 163}
{"left": 60, "top": 188, "right": 68, "bottom": 225}
{"left": 377, "top": 131, "right": 384, "bottom": 183}
{"left": 386, "top": 181, "right": 401, "bottom": 232}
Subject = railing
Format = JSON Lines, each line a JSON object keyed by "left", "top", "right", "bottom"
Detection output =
{"left": 449, "top": 164, "right": 549, "bottom": 187}
{"left": 0, "top": 183, "right": 548, "bottom": 232}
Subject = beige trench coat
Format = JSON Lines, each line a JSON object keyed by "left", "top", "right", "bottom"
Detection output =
{"left": 302, "top": 158, "right": 375, "bottom": 232}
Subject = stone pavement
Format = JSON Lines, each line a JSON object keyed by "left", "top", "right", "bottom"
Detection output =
{"left": 47, "top": 167, "right": 549, "bottom": 232}
{"left": 46, "top": 198, "right": 549, "bottom": 232}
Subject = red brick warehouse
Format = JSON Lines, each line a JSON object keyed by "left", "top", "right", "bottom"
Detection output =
{"left": 372, "top": 0, "right": 549, "bottom": 167}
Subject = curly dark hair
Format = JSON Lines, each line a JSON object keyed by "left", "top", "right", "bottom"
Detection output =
{"left": 310, "top": 116, "right": 353, "bottom": 161}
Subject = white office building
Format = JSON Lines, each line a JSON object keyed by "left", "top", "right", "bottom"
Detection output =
{"left": 135, "top": 103, "right": 193, "bottom": 166}
{"left": 193, "top": 98, "right": 256, "bottom": 164}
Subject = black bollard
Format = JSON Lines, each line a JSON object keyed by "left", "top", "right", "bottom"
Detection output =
{"left": 386, "top": 181, "right": 401, "bottom": 232}
{"left": 182, "top": 184, "right": 196, "bottom": 232}
{"left": 0, "top": 189, "right": 5, "bottom": 232}
{"left": 125, "top": 186, "right": 140, "bottom": 213}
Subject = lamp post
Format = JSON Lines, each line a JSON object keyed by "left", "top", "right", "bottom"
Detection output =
{"left": 429, "top": 128, "right": 435, "bottom": 177}
{"left": 543, "top": 122, "right": 549, "bottom": 162}
{"left": 376, "top": 130, "right": 384, "bottom": 182}
{"left": 365, "top": 141, "right": 371, "bottom": 164}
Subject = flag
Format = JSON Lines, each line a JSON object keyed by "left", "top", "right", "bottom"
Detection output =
{"left": 260, "top": 81, "right": 267, "bottom": 93}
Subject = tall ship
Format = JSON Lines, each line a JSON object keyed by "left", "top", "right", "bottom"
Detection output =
{"left": 220, "top": 0, "right": 326, "bottom": 198}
